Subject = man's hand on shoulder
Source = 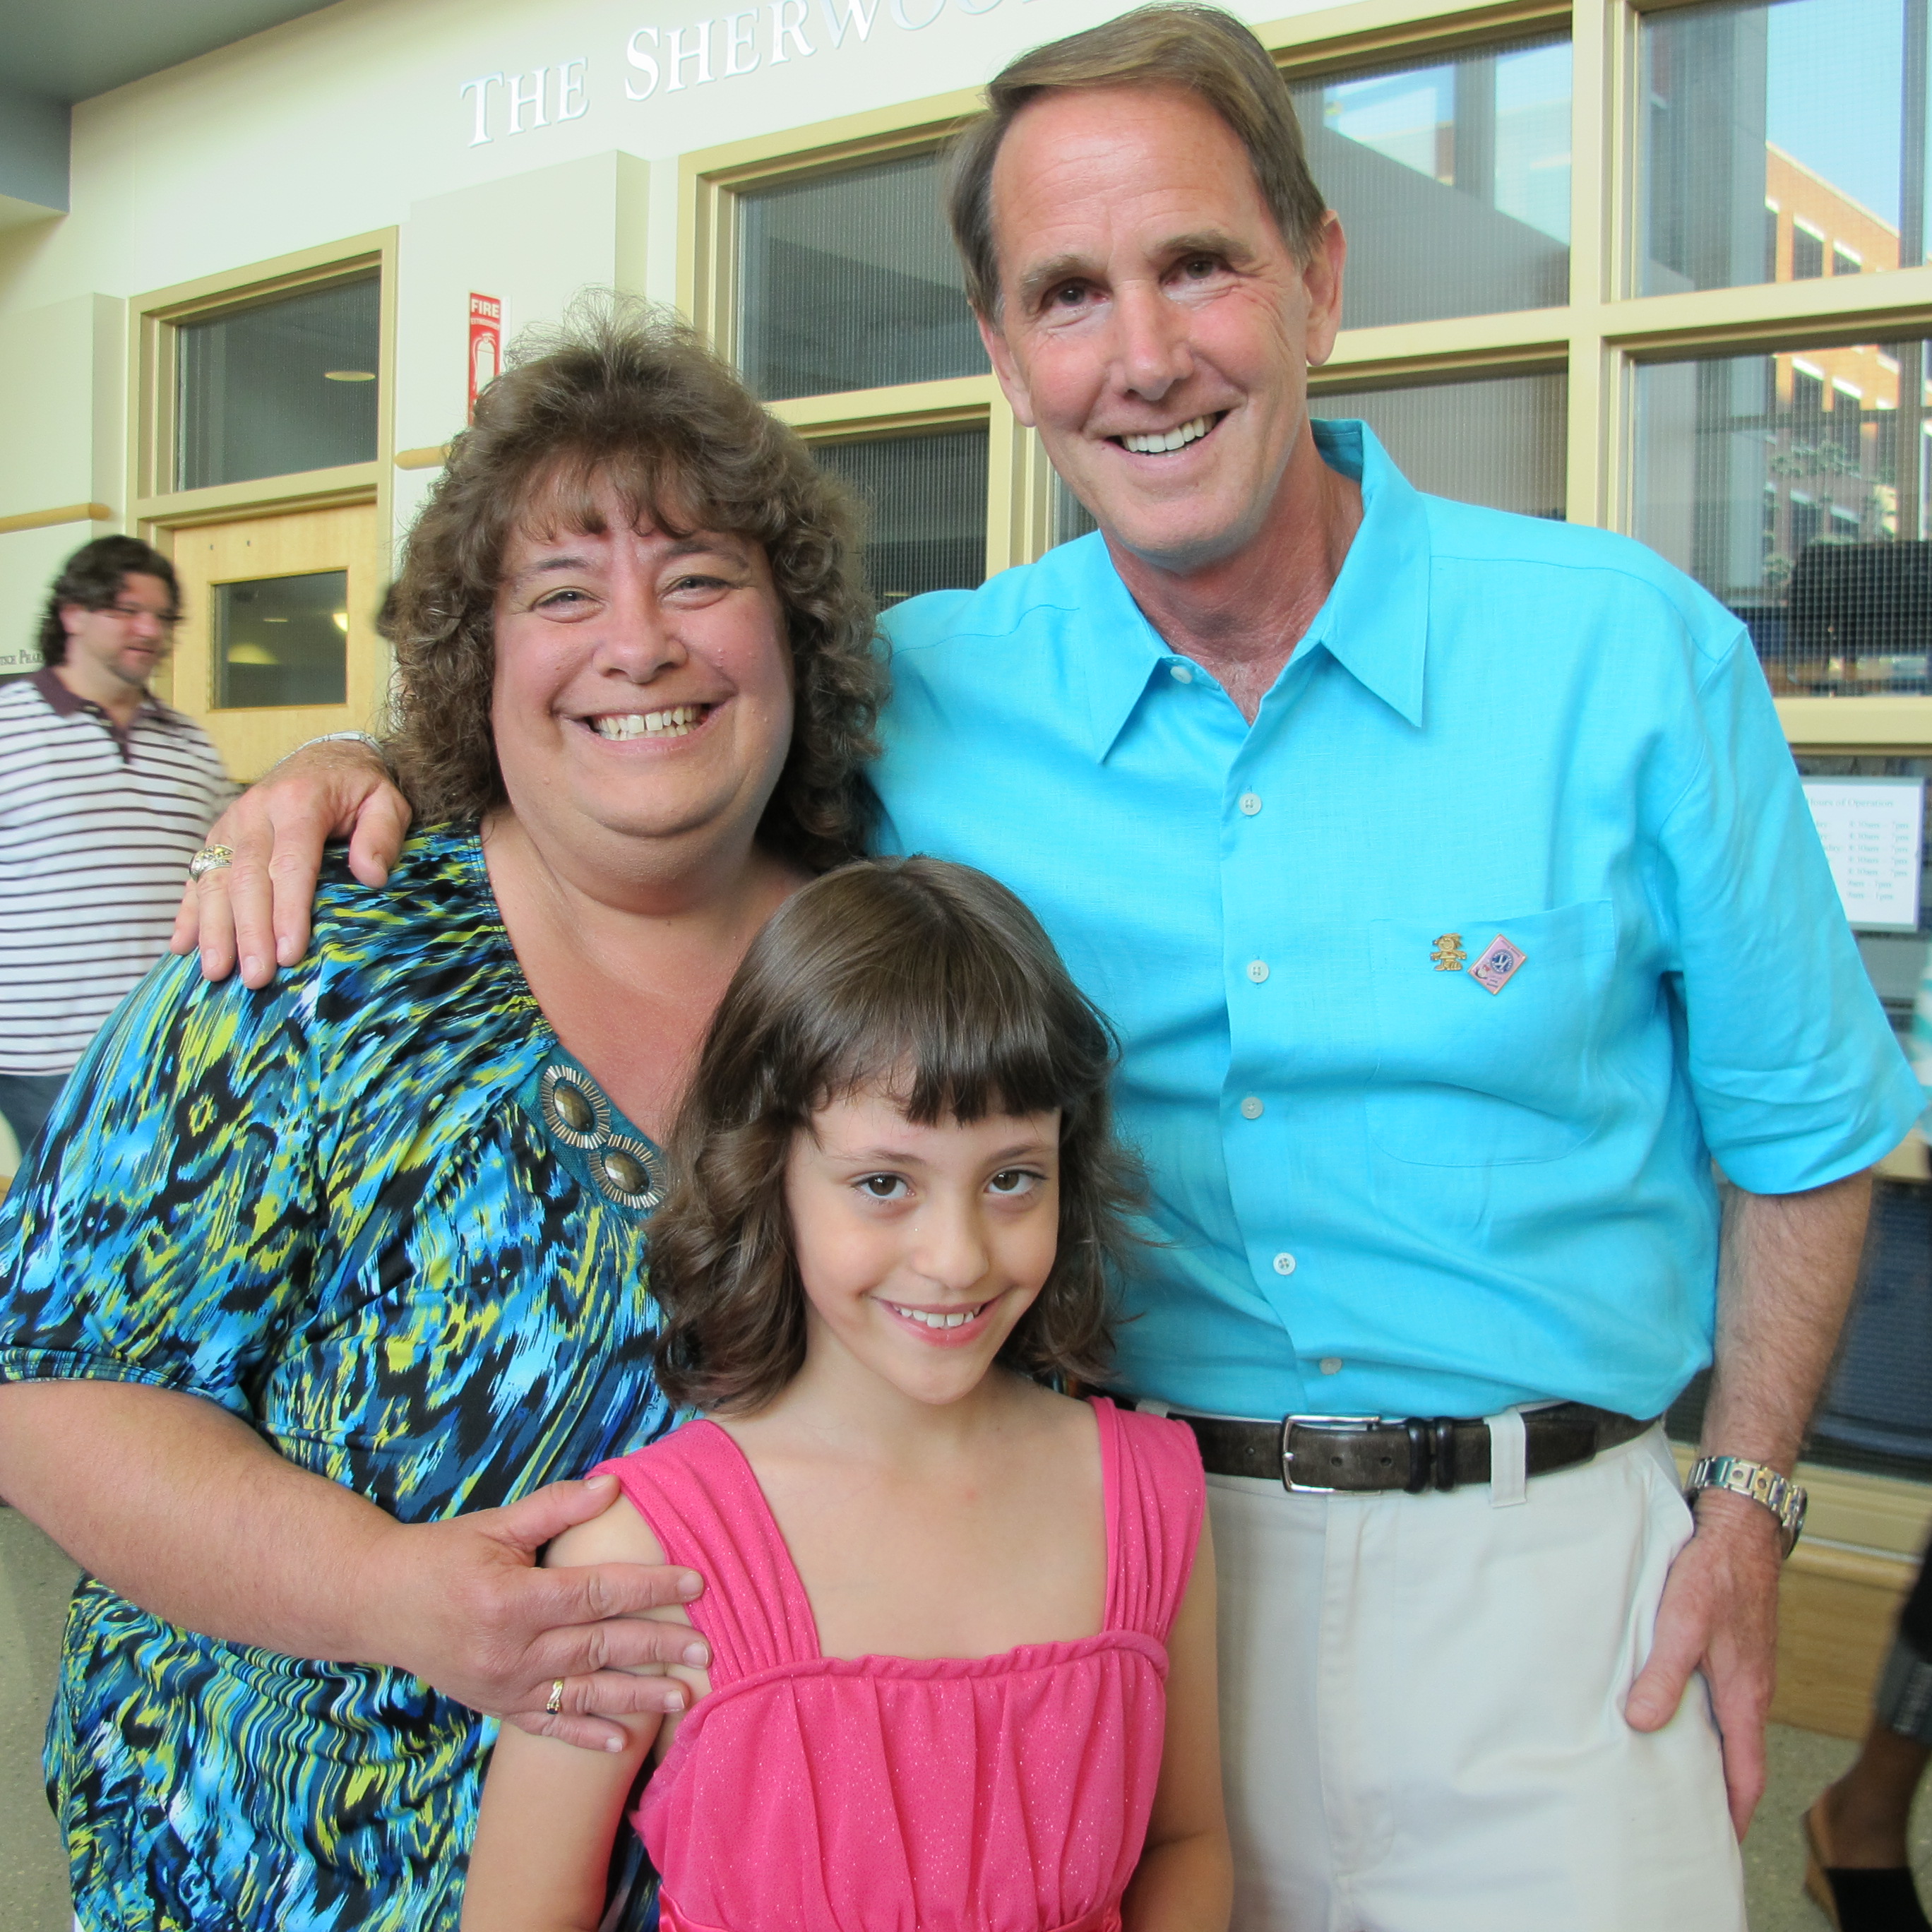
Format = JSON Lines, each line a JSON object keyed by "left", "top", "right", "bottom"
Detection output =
{"left": 171, "top": 739, "right": 412, "bottom": 988}
{"left": 1624, "top": 1484, "right": 1784, "bottom": 1838}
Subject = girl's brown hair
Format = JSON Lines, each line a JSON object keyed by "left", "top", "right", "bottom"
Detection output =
{"left": 650, "top": 857, "right": 1143, "bottom": 1413}
{"left": 382, "top": 296, "right": 886, "bottom": 873}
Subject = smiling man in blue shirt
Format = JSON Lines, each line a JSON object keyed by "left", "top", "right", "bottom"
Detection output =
{"left": 185, "top": 8, "right": 1921, "bottom": 1927}
{"left": 881, "top": 18, "right": 1921, "bottom": 1917}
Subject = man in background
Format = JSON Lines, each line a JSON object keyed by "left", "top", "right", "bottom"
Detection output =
{"left": 0, "top": 537, "right": 229, "bottom": 1165}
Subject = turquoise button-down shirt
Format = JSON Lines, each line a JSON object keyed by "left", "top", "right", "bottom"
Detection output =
{"left": 874, "top": 422, "right": 1922, "bottom": 1422}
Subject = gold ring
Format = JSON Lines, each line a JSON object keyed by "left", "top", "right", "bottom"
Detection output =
{"left": 188, "top": 845, "right": 234, "bottom": 881}
{"left": 545, "top": 1678, "right": 565, "bottom": 1715}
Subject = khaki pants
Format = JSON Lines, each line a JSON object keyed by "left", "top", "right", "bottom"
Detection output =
{"left": 1207, "top": 1426, "right": 1747, "bottom": 1932}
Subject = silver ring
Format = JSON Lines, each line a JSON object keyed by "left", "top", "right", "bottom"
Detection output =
{"left": 188, "top": 845, "right": 234, "bottom": 881}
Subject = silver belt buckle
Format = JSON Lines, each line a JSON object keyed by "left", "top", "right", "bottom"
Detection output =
{"left": 1280, "top": 1413, "right": 1378, "bottom": 1493}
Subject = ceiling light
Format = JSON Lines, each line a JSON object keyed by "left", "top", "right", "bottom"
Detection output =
{"left": 332, "top": 612, "right": 350, "bottom": 631}
{"left": 324, "top": 370, "right": 376, "bottom": 382}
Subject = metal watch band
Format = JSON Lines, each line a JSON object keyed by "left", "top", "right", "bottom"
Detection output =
{"left": 1683, "top": 1454, "right": 1807, "bottom": 1555}
{"left": 298, "top": 731, "right": 395, "bottom": 775}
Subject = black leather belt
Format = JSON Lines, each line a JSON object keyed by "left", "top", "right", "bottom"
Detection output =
{"left": 1130, "top": 1400, "right": 1655, "bottom": 1495}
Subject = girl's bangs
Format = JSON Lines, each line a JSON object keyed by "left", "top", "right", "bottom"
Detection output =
{"left": 805, "top": 962, "right": 1097, "bottom": 1129}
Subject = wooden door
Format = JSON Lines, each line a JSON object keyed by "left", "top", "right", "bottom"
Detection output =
{"left": 166, "top": 503, "right": 383, "bottom": 782}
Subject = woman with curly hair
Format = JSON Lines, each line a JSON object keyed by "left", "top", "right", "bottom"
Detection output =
{"left": 0, "top": 305, "right": 886, "bottom": 1932}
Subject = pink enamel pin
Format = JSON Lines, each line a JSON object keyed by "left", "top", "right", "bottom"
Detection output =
{"left": 1469, "top": 934, "right": 1527, "bottom": 994}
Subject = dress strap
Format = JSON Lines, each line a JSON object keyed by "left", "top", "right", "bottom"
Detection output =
{"left": 591, "top": 1421, "right": 821, "bottom": 1686}
{"left": 1095, "top": 1398, "right": 1206, "bottom": 1643}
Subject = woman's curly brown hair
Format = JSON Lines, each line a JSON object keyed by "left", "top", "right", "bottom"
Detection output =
{"left": 382, "top": 296, "right": 886, "bottom": 871}
{"left": 650, "top": 857, "right": 1146, "bottom": 1415}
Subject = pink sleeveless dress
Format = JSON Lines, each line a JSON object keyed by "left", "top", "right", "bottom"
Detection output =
{"left": 591, "top": 1397, "right": 1204, "bottom": 1932}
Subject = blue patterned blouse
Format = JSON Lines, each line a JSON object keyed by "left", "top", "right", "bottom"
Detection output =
{"left": 0, "top": 825, "right": 672, "bottom": 1931}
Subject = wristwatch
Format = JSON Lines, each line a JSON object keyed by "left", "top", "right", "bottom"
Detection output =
{"left": 297, "top": 731, "right": 396, "bottom": 775}
{"left": 1683, "top": 1455, "right": 1807, "bottom": 1556}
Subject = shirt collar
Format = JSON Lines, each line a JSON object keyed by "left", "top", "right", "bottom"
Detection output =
{"left": 31, "top": 665, "right": 85, "bottom": 716}
{"left": 31, "top": 663, "right": 177, "bottom": 729}
{"left": 1298, "top": 419, "right": 1431, "bottom": 729}
{"left": 1063, "top": 542, "right": 1181, "bottom": 761}
{"left": 1073, "top": 418, "right": 1433, "bottom": 760}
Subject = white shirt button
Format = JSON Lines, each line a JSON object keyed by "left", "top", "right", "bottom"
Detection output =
{"left": 1169, "top": 663, "right": 1193, "bottom": 684}
{"left": 1239, "top": 1095, "right": 1264, "bottom": 1119}
{"left": 1246, "top": 959, "right": 1270, "bottom": 983}
{"left": 1239, "top": 792, "right": 1263, "bottom": 816}
{"left": 1272, "top": 1251, "right": 1296, "bottom": 1275}
{"left": 1318, "top": 1356, "right": 1343, "bottom": 1376}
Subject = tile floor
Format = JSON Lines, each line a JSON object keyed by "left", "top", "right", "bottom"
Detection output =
{"left": 4, "top": 1504, "right": 1928, "bottom": 1930}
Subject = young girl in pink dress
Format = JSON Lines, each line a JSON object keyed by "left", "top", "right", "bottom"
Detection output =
{"left": 463, "top": 857, "right": 1229, "bottom": 1932}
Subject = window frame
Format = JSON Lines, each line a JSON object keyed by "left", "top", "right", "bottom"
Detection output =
{"left": 127, "top": 230, "right": 397, "bottom": 719}
{"left": 680, "top": 97, "right": 1052, "bottom": 577}
{"left": 129, "top": 231, "right": 397, "bottom": 533}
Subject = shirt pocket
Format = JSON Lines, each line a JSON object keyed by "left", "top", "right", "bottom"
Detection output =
{"left": 1366, "top": 899, "right": 1618, "bottom": 1167}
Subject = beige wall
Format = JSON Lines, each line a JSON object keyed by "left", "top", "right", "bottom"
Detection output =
{"left": 0, "top": 292, "right": 122, "bottom": 675}
{"left": 390, "top": 149, "right": 652, "bottom": 555}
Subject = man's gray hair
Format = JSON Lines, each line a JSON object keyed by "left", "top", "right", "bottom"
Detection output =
{"left": 944, "top": 3, "right": 1328, "bottom": 318}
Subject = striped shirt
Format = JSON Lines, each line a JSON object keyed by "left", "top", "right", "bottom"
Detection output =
{"left": 0, "top": 668, "right": 231, "bottom": 1075}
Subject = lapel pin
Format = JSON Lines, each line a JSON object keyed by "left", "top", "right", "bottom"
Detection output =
{"left": 1470, "top": 934, "right": 1527, "bottom": 994}
{"left": 1431, "top": 933, "right": 1467, "bottom": 972}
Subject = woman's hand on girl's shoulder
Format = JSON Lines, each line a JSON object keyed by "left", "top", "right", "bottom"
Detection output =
{"left": 542, "top": 1496, "right": 713, "bottom": 1734}
{"left": 463, "top": 1491, "right": 701, "bottom": 1932}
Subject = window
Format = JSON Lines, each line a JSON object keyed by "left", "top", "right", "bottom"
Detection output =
{"left": 692, "top": 8, "right": 1932, "bottom": 740}
{"left": 814, "top": 429, "right": 989, "bottom": 604}
{"left": 1640, "top": 0, "right": 1931, "bottom": 295}
{"left": 1287, "top": 35, "right": 1573, "bottom": 327}
{"left": 175, "top": 275, "right": 381, "bottom": 491}
{"left": 1793, "top": 362, "right": 1826, "bottom": 422}
{"left": 1791, "top": 494, "right": 1824, "bottom": 556}
{"left": 737, "top": 151, "right": 986, "bottom": 403}
{"left": 214, "top": 570, "right": 349, "bottom": 709}
{"left": 1832, "top": 382, "right": 1865, "bottom": 459}
{"left": 1052, "top": 477, "right": 1099, "bottom": 549}
{"left": 1310, "top": 371, "right": 1568, "bottom": 519}
{"left": 1632, "top": 338, "right": 1929, "bottom": 693}
{"left": 132, "top": 236, "right": 391, "bottom": 779}
{"left": 699, "top": 133, "right": 1003, "bottom": 595}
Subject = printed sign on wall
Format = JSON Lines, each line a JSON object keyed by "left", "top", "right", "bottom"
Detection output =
{"left": 469, "top": 294, "right": 502, "bottom": 419}
{"left": 1802, "top": 776, "right": 1926, "bottom": 932}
